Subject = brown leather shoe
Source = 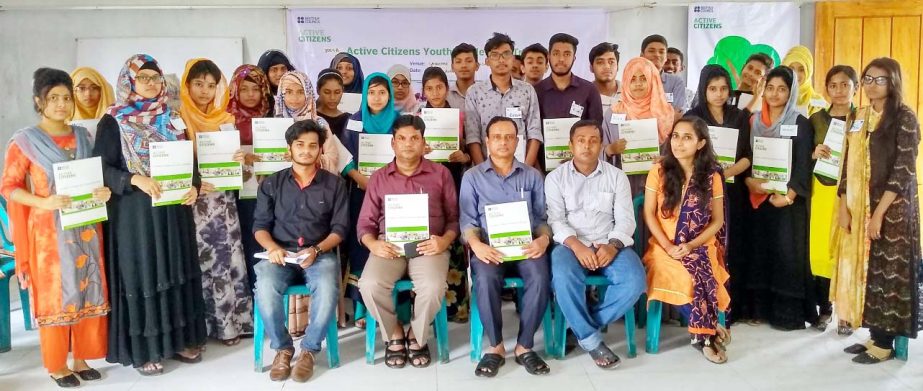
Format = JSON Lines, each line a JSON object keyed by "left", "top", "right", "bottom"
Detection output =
{"left": 291, "top": 351, "right": 316, "bottom": 383}
{"left": 269, "top": 348, "right": 294, "bottom": 381}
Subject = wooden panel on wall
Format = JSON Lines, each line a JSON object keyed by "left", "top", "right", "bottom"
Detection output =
{"left": 891, "top": 16, "right": 921, "bottom": 114}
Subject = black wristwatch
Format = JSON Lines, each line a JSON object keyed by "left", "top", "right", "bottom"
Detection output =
{"left": 311, "top": 245, "right": 323, "bottom": 255}
{"left": 608, "top": 239, "right": 625, "bottom": 250}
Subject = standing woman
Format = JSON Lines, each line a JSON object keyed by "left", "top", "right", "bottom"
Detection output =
{"left": 684, "top": 65, "right": 753, "bottom": 324}
{"left": 782, "top": 46, "right": 827, "bottom": 117}
{"left": 179, "top": 58, "right": 253, "bottom": 345}
{"left": 257, "top": 49, "right": 296, "bottom": 116}
{"left": 743, "top": 66, "right": 817, "bottom": 330}
{"left": 388, "top": 64, "right": 422, "bottom": 114}
{"left": 1, "top": 68, "right": 110, "bottom": 388}
{"left": 95, "top": 54, "right": 205, "bottom": 375}
{"left": 420, "top": 66, "right": 471, "bottom": 322}
{"left": 839, "top": 58, "right": 921, "bottom": 364}
{"left": 807, "top": 65, "right": 858, "bottom": 333}
{"left": 70, "top": 67, "right": 115, "bottom": 120}
{"left": 330, "top": 52, "right": 365, "bottom": 94}
{"left": 226, "top": 64, "right": 272, "bottom": 289}
{"left": 316, "top": 69, "right": 351, "bottom": 139}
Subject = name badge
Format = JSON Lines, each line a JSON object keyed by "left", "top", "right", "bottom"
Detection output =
{"left": 219, "top": 123, "right": 236, "bottom": 132}
{"left": 780, "top": 124, "right": 798, "bottom": 137}
{"left": 506, "top": 107, "right": 523, "bottom": 119}
{"left": 665, "top": 93, "right": 674, "bottom": 103}
{"left": 569, "top": 101, "right": 585, "bottom": 117}
{"left": 610, "top": 113, "right": 627, "bottom": 124}
{"left": 347, "top": 119, "right": 363, "bottom": 132}
{"left": 170, "top": 118, "right": 187, "bottom": 131}
{"left": 849, "top": 120, "right": 864, "bottom": 133}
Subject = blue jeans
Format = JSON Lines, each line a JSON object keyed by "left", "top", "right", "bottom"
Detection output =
{"left": 254, "top": 253, "right": 340, "bottom": 353}
{"left": 551, "top": 245, "right": 646, "bottom": 351}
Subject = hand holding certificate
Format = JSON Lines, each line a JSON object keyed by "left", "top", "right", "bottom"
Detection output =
{"left": 485, "top": 201, "right": 533, "bottom": 261}
{"left": 813, "top": 118, "right": 846, "bottom": 182}
{"left": 543, "top": 118, "right": 578, "bottom": 171}
{"left": 239, "top": 146, "right": 259, "bottom": 199}
{"left": 359, "top": 133, "right": 395, "bottom": 177}
{"left": 53, "top": 157, "right": 108, "bottom": 230}
{"left": 252, "top": 118, "right": 294, "bottom": 175}
{"left": 752, "top": 137, "right": 792, "bottom": 194}
{"left": 150, "top": 140, "right": 194, "bottom": 207}
{"left": 421, "top": 108, "right": 461, "bottom": 162}
{"left": 619, "top": 118, "right": 660, "bottom": 175}
{"left": 384, "top": 194, "right": 430, "bottom": 257}
{"left": 708, "top": 126, "right": 740, "bottom": 183}
{"left": 197, "top": 131, "right": 243, "bottom": 191}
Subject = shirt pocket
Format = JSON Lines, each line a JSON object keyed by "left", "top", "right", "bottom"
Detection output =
{"left": 592, "top": 191, "right": 615, "bottom": 216}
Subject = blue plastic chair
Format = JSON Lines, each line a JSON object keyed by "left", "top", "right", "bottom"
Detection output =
{"left": 359, "top": 279, "right": 450, "bottom": 364}
{"left": 895, "top": 336, "right": 910, "bottom": 361}
{"left": 469, "top": 276, "right": 555, "bottom": 362}
{"left": 252, "top": 284, "right": 340, "bottom": 371}
{"left": 645, "top": 301, "right": 727, "bottom": 353}
{"left": 0, "top": 198, "right": 34, "bottom": 353}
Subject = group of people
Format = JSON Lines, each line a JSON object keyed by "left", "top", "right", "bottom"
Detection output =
{"left": 2, "top": 28, "right": 920, "bottom": 388}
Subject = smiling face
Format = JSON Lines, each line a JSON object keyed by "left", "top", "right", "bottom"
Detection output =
{"left": 642, "top": 42, "right": 667, "bottom": 71}
{"left": 336, "top": 60, "right": 356, "bottom": 86}
{"left": 764, "top": 76, "right": 791, "bottom": 109}
{"left": 670, "top": 121, "right": 705, "bottom": 161}
{"left": 629, "top": 70, "right": 650, "bottom": 99}
{"left": 187, "top": 73, "right": 218, "bottom": 110}
{"left": 741, "top": 60, "right": 768, "bottom": 90}
{"left": 37, "top": 85, "right": 74, "bottom": 122}
{"left": 569, "top": 125, "right": 602, "bottom": 166}
{"left": 134, "top": 69, "right": 163, "bottom": 100}
{"left": 664, "top": 53, "right": 683, "bottom": 74}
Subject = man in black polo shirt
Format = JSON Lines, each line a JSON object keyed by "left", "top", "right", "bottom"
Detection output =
{"left": 252, "top": 119, "right": 349, "bottom": 383}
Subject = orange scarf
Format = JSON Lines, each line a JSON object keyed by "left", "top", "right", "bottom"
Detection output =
{"left": 70, "top": 67, "right": 115, "bottom": 120}
{"left": 613, "top": 57, "right": 675, "bottom": 142}
{"left": 179, "top": 58, "right": 235, "bottom": 141}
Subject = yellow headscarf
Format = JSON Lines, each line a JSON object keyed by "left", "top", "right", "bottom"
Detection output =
{"left": 782, "top": 46, "right": 826, "bottom": 114}
{"left": 70, "top": 67, "right": 115, "bottom": 120}
{"left": 179, "top": 58, "right": 235, "bottom": 141}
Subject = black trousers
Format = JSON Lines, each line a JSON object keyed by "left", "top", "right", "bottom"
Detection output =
{"left": 471, "top": 255, "right": 550, "bottom": 349}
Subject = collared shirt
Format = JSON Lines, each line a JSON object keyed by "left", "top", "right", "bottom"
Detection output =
{"left": 447, "top": 81, "right": 468, "bottom": 111}
{"left": 356, "top": 158, "right": 460, "bottom": 240}
{"left": 661, "top": 72, "right": 687, "bottom": 112}
{"left": 253, "top": 168, "right": 350, "bottom": 250}
{"left": 534, "top": 74, "right": 604, "bottom": 124}
{"left": 544, "top": 159, "right": 635, "bottom": 247}
{"left": 459, "top": 158, "right": 547, "bottom": 243}
{"left": 464, "top": 77, "right": 543, "bottom": 156}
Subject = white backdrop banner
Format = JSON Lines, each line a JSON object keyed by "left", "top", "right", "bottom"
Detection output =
{"left": 687, "top": 2, "right": 800, "bottom": 90}
{"left": 286, "top": 9, "right": 609, "bottom": 89}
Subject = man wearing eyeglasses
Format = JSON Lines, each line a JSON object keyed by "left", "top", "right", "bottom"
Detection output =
{"left": 464, "top": 32, "right": 543, "bottom": 169}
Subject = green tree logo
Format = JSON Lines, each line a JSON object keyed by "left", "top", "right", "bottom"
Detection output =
{"left": 706, "top": 36, "right": 781, "bottom": 89}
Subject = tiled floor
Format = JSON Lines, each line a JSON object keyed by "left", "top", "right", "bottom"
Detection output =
{"left": 1, "top": 303, "right": 921, "bottom": 391}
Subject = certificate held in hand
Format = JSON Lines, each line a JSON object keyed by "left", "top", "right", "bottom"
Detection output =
{"left": 384, "top": 193, "right": 430, "bottom": 257}
{"left": 53, "top": 156, "right": 108, "bottom": 230}
{"left": 708, "top": 126, "right": 740, "bottom": 183}
{"left": 197, "top": 131, "right": 243, "bottom": 191}
{"left": 485, "top": 201, "right": 533, "bottom": 261}
{"left": 619, "top": 118, "right": 660, "bottom": 175}
{"left": 149, "top": 140, "right": 194, "bottom": 207}
{"left": 359, "top": 133, "right": 395, "bottom": 177}
{"left": 252, "top": 118, "right": 294, "bottom": 176}
{"left": 543, "top": 118, "right": 578, "bottom": 171}
{"left": 421, "top": 108, "right": 461, "bottom": 163}
{"left": 752, "top": 136, "right": 792, "bottom": 194}
{"left": 813, "top": 118, "right": 846, "bottom": 182}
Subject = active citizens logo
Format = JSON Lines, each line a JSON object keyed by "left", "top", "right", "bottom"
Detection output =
{"left": 296, "top": 16, "right": 321, "bottom": 24}
{"left": 296, "top": 15, "right": 331, "bottom": 42}
{"left": 692, "top": 5, "right": 722, "bottom": 29}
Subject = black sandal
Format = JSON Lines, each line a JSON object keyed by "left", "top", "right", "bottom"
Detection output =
{"left": 172, "top": 352, "right": 202, "bottom": 364}
{"left": 50, "top": 374, "right": 80, "bottom": 388}
{"left": 384, "top": 338, "right": 408, "bottom": 369}
{"left": 587, "top": 343, "right": 621, "bottom": 369}
{"left": 136, "top": 362, "right": 163, "bottom": 377}
{"left": 407, "top": 338, "right": 431, "bottom": 368}
{"left": 844, "top": 343, "right": 869, "bottom": 355}
{"left": 852, "top": 349, "right": 894, "bottom": 364}
{"left": 475, "top": 353, "right": 505, "bottom": 377}
{"left": 514, "top": 351, "right": 550, "bottom": 375}
{"left": 75, "top": 368, "right": 102, "bottom": 381}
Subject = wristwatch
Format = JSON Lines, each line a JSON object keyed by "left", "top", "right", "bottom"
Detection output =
{"left": 311, "top": 245, "right": 323, "bottom": 256}
{"left": 607, "top": 239, "right": 625, "bottom": 250}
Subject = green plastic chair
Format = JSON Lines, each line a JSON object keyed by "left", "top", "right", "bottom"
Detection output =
{"left": 359, "top": 280, "right": 450, "bottom": 364}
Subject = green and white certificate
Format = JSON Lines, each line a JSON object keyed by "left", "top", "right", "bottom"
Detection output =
{"left": 620, "top": 118, "right": 660, "bottom": 175}
{"left": 384, "top": 193, "right": 430, "bottom": 256}
{"left": 752, "top": 136, "right": 792, "bottom": 194}
{"left": 149, "top": 140, "right": 194, "bottom": 207}
{"left": 197, "top": 131, "right": 242, "bottom": 191}
{"left": 53, "top": 156, "right": 107, "bottom": 230}
{"left": 543, "top": 118, "right": 578, "bottom": 171}
{"left": 485, "top": 200, "right": 533, "bottom": 261}
{"left": 252, "top": 118, "right": 294, "bottom": 175}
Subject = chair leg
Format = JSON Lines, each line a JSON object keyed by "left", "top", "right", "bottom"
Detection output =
{"left": 895, "top": 336, "right": 909, "bottom": 361}
{"left": 718, "top": 311, "right": 726, "bottom": 328}
{"left": 469, "top": 287, "right": 482, "bottom": 362}
{"left": 253, "top": 299, "right": 264, "bottom": 372}
{"left": 17, "top": 287, "right": 31, "bottom": 331}
{"left": 636, "top": 293, "right": 647, "bottom": 328}
{"left": 552, "top": 300, "right": 566, "bottom": 359}
{"left": 0, "top": 279, "right": 11, "bottom": 353}
{"left": 624, "top": 299, "right": 637, "bottom": 358}
{"left": 365, "top": 313, "right": 377, "bottom": 365}
{"left": 542, "top": 301, "right": 554, "bottom": 358}
{"left": 325, "top": 317, "right": 340, "bottom": 368}
{"left": 645, "top": 300, "right": 662, "bottom": 354}
{"left": 355, "top": 301, "right": 367, "bottom": 321}
{"left": 434, "top": 299, "right": 450, "bottom": 363}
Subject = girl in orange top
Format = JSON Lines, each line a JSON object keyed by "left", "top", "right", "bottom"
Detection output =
{"left": 1, "top": 68, "right": 111, "bottom": 387}
{"left": 642, "top": 117, "right": 730, "bottom": 364}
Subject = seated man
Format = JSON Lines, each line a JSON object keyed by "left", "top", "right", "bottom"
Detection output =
{"left": 357, "top": 115, "right": 459, "bottom": 369}
{"left": 545, "top": 119, "right": 647, "bottom": 369}
{"left": 252, "top": 119, "right": 349, "bottom": 383}
{"left": 460, "top": 116, "right": 552, "bottom": 378}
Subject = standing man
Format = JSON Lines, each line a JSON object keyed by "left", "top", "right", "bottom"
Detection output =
{"left": 589, "top": 42, "right": 621, "bottom": 109}
{"left": 536, "top": 33, "right": 604, "bottom": 124}
{"left": 448, "top": 43, "right": 480, "bottom": 110}
{"left": 729, "top": 52, "right": 773, "bottom": 108}
{"left": 512, "top": 54, "right": 525, "bottom": 81}
{"left": 640, "top": 34, "right": 687, "bottom": 113}
{"left": 664, "top": 47, "right": 695, "bottom": 110}
{"left": 521, "top": 43, "right": 549, "bottom": 86}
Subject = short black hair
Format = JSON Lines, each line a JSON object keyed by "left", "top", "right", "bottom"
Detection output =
{"left": 392, "top": 114, "right": 426, "bottom": 135}
{"left": 285, "top": 119, "right": 327, "bottom": 146}
{"left": 641, "top": 34, "right": 669, "bottom": 52}
{"left": 569, "top": 119, "right": 603, "bottom": 140}
{"left": 367, "top": 75, "right": 391, "bottom": 91}
{"left": 521, "top": 43, "right": 549, "bottom": 60}
{"left": 514, "top": 54, "right": 523, "bottom": 63}
{"left": 549, "top": 33, "right": 579, "bottom": 52}
{"left": 451, "top": 43, "right": 478, "bottom": 62}
{"left": 766, "top": 65, "right": 795, "bottom": 90}
{"left": 589, "top": 42, "right": 620, "bottom": 63}
{"left": 317, "top": 68, "right": 344, "bottom": 88}
{"left": 667, "top": 47, "right": 684, "bottom": 64}
{"left": 484, "top": 32, "right": 515, "bottom": 54}
{"left": 33, "top": 67, "right": 74, "bottom": 113}
{"left": 485, "top": 116, "right": 519, "bottom": 137}
{"left": 421, "top": 66, "right": 449, "bottom": 88}
{"left": 746, "top": 53, "right": 774, "bottom": 70}
{"left": 186, "top": 59, "right": 222, "bottom": 84}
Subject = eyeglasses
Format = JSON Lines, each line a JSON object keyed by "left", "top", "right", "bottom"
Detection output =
{"left": 75, "top": 86, "right": 101, "bottom": 93}
{"left": 861, "top": 75, "right": 890, "bottom": 86}
{"left": 391, "top": 80, "right": 411, "bottom": 88}
{"left": 488, "top": 51, "right": 514, "bottom": 60}
{"left": 135, "top": 75, "right": 163, "bottom": 84}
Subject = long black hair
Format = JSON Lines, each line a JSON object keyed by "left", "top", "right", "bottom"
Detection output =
{"left": 659, "top": 117, "right": 718, "bottom": 219}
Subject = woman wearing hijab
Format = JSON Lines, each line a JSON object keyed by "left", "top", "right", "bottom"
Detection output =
{"left": 743, "top": 66, "right": 817, "bottom": 330}
{"left": 330, "top": 52, "right": 365, "bottom": 94}
{"left": 684, "top": 65, "right": 753, "bottom": 325}
{"left": 341, "top": 73, "right": 400, "bottom": 325}
{"left": 388, "top": 64, "right": 422, "bottom": 114}
{"left": 257, "top": 49, "right": 296, "bottom": 116}
{"left": 94, "top": 54, "right": 206, "bottom": 375}
{"left": 178, "top": 58, "right": 252, "bottom": 346}
{"left": 2, "top": 68, "right": 110, "bottom": 388}
{"left": 782, "top": 46, "right": 827, "bottom": 117}
{"left": 227, "top": 64, "right": 272, "bottom": 289}
{"left": 316, "top": 68, "right": 351, "bottom": 139}
{"left": 70, "top": 67, "right": 115, "bottom": 120}
{"left": 807, "top": 65, "right": 858, "bottom": 334}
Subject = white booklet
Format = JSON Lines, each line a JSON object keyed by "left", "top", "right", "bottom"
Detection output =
{"left": 384, "top": 193, "right": 430, "bottom": 256}
{"left": 485, "top": 200, "right": 533, "bottom": 261}
{"left": 69, "top": 119, "right": 101, "bottom": 144}
{"left": 736, "top": 93, "right": 754, "bottom": 110}
{"left": 252, "top": 118, "right": 294, "bottom": 175}
{"left": 813, "top": 118, "right": 846, "bottom": 182}
{"left": 52, "top": 156, "right": 107, "bottom": 230}
{"left": 358, "top": 133, "right": 394, "bottom": 177}
{"left": 543, "top": 118, "right": 578, "bottom": 171}
{"left": 752, "top": 136, "right": 792, "bottom": 194}
{"left": 421, "top": 108, "right": 461, "bottom": 163}
{"left": 197, "top": 131, "right": 242, "bottom": 191}
{"left": 254, "top": 250, "right": 308, "bottom": 264}
{"left": 708, "top": 126, "right": 740, "bottom": 183}
{"left": 619, "top": 118, "right": 660, "bottom": 175}
{"left": 239, "top": 145, "right": 259, "bottom": 199}
{"left": 149, "top": 140, "right": 194, "bottom": 207}
{"left": 338, "top": 93, "right": 363, "bottom": 114}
